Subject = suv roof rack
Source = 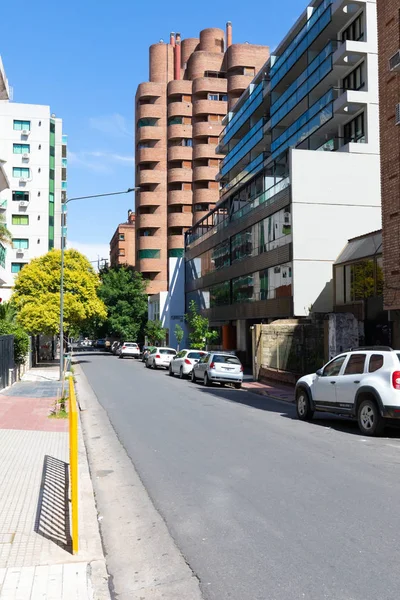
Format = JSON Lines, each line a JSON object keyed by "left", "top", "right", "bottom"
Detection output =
{"left": 350, "top": 346, "right": 393, "bottom": 352}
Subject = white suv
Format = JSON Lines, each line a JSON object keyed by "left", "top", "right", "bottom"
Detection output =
{"left": 295, "top": 347, "right": 400, "bottom": 436}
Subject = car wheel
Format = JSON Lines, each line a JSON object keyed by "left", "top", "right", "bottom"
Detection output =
{"left": 118, "top": 355, "right": 123, "bottom": 359}
{"left": 179, "top": 367, "right": 185, "bottom": 380}
{"left": 358, "top": 398, "right": 385, "bottom": 436}
{"left": 296, "top": 389, "right": 314, "bottom": 421}
{"left": 234, "top": 382, "right": 242, "bottom": 389}
{"left": 153, "top": 362, "right": 157, "bottom": 370}
{"left": 169, "top": 366, "right": 174, "bottom": 377}
{"left": 191, "top": 370, "right": 197, "bottom": 383}
{"left": 204, "top": 373, "right": 212, "bottom": 387}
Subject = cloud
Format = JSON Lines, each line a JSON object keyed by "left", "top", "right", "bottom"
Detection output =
{"left": 89, "top": 113, "right": 133, "bottom": 138}
{"left": 68, "top": 240, "right": 110, "bottom": 270}
{"left": 68, "top": 150, "right": 134, "bottom": 173}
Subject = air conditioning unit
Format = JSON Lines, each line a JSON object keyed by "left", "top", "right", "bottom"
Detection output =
{"left": 21, "top": 129, "right": 30, "bottom": 136}
{"left": 283, "top": 211, "right": 291, "bottom": 225}
{"left": 389, "top": 51, "right": 400, "bottom": 72}
{"left": 19, "top": 178, "right": 28, "bottom": 183}
{"left": 19, "top": 201, "right": 28, "bottom": 207}
{"left": 22, "top": 153, "right": 29, "bottom": 159}
{"left": 396, "top": 104, "right": 400, "bottom": 126}
{"left": 16, "top": 249, "right": 25, "bottom": 257}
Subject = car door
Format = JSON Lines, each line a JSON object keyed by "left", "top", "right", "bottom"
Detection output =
{"left": 197, "top": 354, "right": 209, "bottom": 377}
{"left": 335, "top": 353, "right": 367, "bottom": 409}
{"left": 174, "top": 351, "right": 185, "bottom": 373}
{"left": 312, "top": 355, "right": 347, "bottom": 407}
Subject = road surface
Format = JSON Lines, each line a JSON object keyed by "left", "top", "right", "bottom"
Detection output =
{"left": 80, "top": 352, "right": 400, "bottom": 600}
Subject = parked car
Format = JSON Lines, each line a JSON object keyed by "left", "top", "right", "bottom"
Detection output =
{"left": 146, "top": 347, "right": 177, "bottom": 369}
{"left": 94, "top": 339, "right": 106, "bottom": 349}
{"left": 118, "top": 342, "right": 140, "bottom": 359}
{"left": 169, "top": 349, "right": 207, "bottom": 379}
{"left": 111, "top": 341, "right": 120, "bottom": 355}
{"left": 191, "top": 352, "right": 243, "bottom": 388}
{"left": 295, "top": 346, "right": 400, "bottom": 436}
{"left": 141, "top": 346, "right": 156, "bottom": 363}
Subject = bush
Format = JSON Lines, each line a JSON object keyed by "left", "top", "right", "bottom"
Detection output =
{"left": 0, "top": 322, "right": 29, "bottom": 364}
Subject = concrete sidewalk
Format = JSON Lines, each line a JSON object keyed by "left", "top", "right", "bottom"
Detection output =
{"left": 242, "top": 379, "right": 295, "bottom": 403}
{"left": 0, "top": 363, "right": 110, "bottom": 600}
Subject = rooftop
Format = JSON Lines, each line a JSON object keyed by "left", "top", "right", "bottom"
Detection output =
{"left": 335, "top": 230, "right": 382, "bottom": 265}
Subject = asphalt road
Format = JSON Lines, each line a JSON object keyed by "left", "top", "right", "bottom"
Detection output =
{"left": 80, "top": 352, "right": 400, "bottom": 600}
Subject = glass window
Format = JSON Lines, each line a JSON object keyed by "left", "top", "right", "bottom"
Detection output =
{"left": 183, "top": 138, "right": 193, "bottom": 147}
{"left": 168, "top": 248, "right": 184, "bottom": 258}
{"left": 231, "top": 228, "right": 254, "bottom": 263}
{"left": 139, "top": 249, "right": 160, "bottom": 259}
{"left": 322, "top": 355, "right": 346, "bottom": 377}
{"left": 12, "top": 191, "right": 29, "bottom": 202}
{"left": 212, "top": 240, "right": 230, "bottom": 271}
{"left": 344, "top": 112, "right": 365, "bottom": 145}
{"left": 11, "top": 263, "right": 27, "bottom": 273}
{"left": 13, "top": 120, "right": 30, "bottom": 131}
{"left": 0, "top": 243, "right": 5, "bottom": 268}
{"left": 12, "top": 215, "right": 29, "bottom": 225}
{"left": 159, "top": 349, "right": 176, "bottom": 355}
{"left": 343, "top": 62, "right": 365, "bottom": 91}
{"left": 13, "top": 167, "right": 30, "bottom": 178}
{"left": 12, "top": 239, "right": 29, "bottom": 249}
{"left": 13, "top": 144, "right": 30, "bottom": 154}
{"left": 232, "top": 274, "right": 255, "bottom": 303}
{"left": 119, "top": 233, "right": 125, "bottom": 241}
{"left": 167, "top": 117, "right": 183, "bottom": 126}
{"left": 342, "top": 13, "right": 364, "bottom": 42}
{"left": 138, "top": 118, "right": 158, "bottom": 128}
{"left": 118, "top": 249, "right": 125, "bottom": 256}
{"left": 212, "top": 354, "right": 241, "bottom": 364}
{"left": 369, "top": 354, "right": 384, "bottom": 373}
{"left": 187, "top": 352, "right": 206, "bottom": 359}
{"left": 344, "top": 354, "right": 366, "bottom": 375}
{"left": 376, "top": 256, "right": 384, "bottom": 296}
{"left": 210, "top": 281, "right": 230, "bottom": 307}
{"left": 346, "top": 259, "right": 375, "bottom": 301}
{"left": 208, "top": 94, "right": 219, "bottom": 101}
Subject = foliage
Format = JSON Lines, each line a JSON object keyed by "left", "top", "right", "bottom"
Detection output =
{"left": 145, "top": 319, "right": 166, "bottom": 345}
{"left": 185, "top": 300, "right": 218, "bottom": 350}
{"left": 351, "top": 259, "right": 383, "bottom": 301}
{"left": 0, "top": 213, "right": 12, "bottom": 246}
{"left": 0, "top": 321, "right": 29, "bottom": 364}
{"left": 12, "top": 249, "right": 107, "bottom": 335}
{"left": 174, "top": 324, "right": 184, "bottom": 350}
{"left": 97, "top": 266, "right": 148, "bottom": 340}
{"left": 0, "top": 301, "right": 17, "bottom": 323}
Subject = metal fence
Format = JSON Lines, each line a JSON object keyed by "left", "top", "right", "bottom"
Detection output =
{"left": 0, "top": 335, "right": 14, "bottom": 391}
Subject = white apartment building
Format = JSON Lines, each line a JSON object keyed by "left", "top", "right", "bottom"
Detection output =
{"left": 0, "top": 57, "right": 66, "bottom": 302}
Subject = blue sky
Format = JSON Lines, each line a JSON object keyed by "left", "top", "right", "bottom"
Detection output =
{"left": 1, "top": 0, "right": 307, "bottom": 263}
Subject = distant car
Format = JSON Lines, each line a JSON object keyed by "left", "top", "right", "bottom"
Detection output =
{"left": 146, "top": 347, "right": 177, "bottom": 369}
{"left": 111, "top": 341, "right": 120, "bottom": 355}
{"left": 95, "top": 339, "right": 106, "bottom": 349}
{"left": 191, "top": 352, "right": 243, "bottom": 388}
{"left": 169, "top": 349, "right": 207, "bottom": 379}
{"left": 141, "top": 346, "right": 156, "bottom": 363}
{"left": 118, "top": 342, "right": 140, "bottom": 359}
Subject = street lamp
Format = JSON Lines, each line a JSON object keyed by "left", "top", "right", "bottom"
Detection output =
{"left": 59, "top": 187, "right": 139, "bottom": 380}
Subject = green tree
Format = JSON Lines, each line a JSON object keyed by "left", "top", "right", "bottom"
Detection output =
{"left": 0, "top": 213, "right": 11, "bottom": 246}
{"left": 97, "top": 266, "right": 148, "bottom": 340}
{"left": 12, "top": 249, "right": 107, "bottom": 335}
{"left": 145, "top": 319, "right": 166, "bottom": 345}
{"left": 185, "top": 300, "right": 218, "bottom": 350}
{"left": 174, "top": 323, "right": 184, "bottom": 351}
{"left": 0, "top": 304, "right": 29, "bottom": 365}
{"left": 0, "top": 301, "right": 16, "bottom": 323}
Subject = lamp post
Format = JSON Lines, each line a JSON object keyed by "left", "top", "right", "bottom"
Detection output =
{"left": 59, "top": 187, "right": 139, "bottom": 380}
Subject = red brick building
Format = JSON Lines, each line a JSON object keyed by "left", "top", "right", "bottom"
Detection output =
{"left": 109, "top": 210, "right": 136, "bottom": 268}
{"left": 377, "top": 0, "right": 400, "bottom": 345}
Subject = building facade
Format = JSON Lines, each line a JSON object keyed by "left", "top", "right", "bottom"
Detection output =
{"left": 135, "top": 24, "right": 269, "bottom": 346}
{"left": 110, "top": 210, "right": 136, "bottom": 268}
{"left": 185, "top": 0, "right": 381, "bottom": 363}
{"left": 0, "top": 57, "right": 66, "bottom": 302}
{"left": 377, "top": 0, "right": 400, "bottom": 346}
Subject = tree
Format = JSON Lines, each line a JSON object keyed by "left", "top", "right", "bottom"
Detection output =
{"left": 97, "top": 266, "right": 148, "bottom": 340}
{"left": 174, "top": 323, "right": 184, "bottom": 351}
{"left": 185, "top": 300, "right": 218, "bottom": 350}
{"left": 145, "top": 319, "right": 166, "bottom": 345}
{"left": 12, "top": 249, "right": 107, "bottom": 335}
{"left": 0, "top": 301, "right": 16, "bottom": 323}
{"left": 0, "top": 302, "right": 29, "bottom": 365}
{"left": 0, "top": 213, "right": 11, "bottom": 246}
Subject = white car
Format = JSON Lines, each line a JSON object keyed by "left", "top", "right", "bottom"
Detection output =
{"left": 169, "top": 349, "right": 207, "bottom": 379}
{"left": 118, "top": 342, "right": 140, "bottom": 359}
{"left": 191, "top": 352, "right": 243, "bottom": 388}
{"left": 296, "top": 346, "right": 400, "bottom": 436}
{"left": 146, "top": 347, "right": 177, "bottom": 369}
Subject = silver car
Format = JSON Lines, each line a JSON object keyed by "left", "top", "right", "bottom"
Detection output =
{"left": 169, "top": 349, "right": 207, "bottom": 379}
{"left": 191, "top": 352, "right": 243, "bottom": 388}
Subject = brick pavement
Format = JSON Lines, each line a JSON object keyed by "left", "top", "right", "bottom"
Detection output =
{"left": 0, "top": 364, "right": 106, "bottom": 599}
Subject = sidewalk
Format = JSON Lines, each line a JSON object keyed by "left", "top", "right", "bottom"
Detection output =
{"left": 0, "top": 362, "right": 110, "bottom": 600}
{"left": 242, "top": 379, "right": 295, "bottom": 403}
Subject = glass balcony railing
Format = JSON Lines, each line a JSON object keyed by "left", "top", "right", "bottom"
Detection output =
{"left": 271, "top": 0, "right": 333, "bottom": 90}
{"left": 219, "top": 82, "right": 265, "bottom": 147}
{"left": 220, "top": 119, "right": 265, "bottom": 177}
{"left": 271, "top": 41, "right": 339, "bottom": 127}
{"left": 0, "top": 199, "right": 7, "bottom": 210}
{"left": 222, "top": 151, "right": 265, "bottom": 197}
{"left": 271, "top": 88, "right": 335, "bottom": 160}
{"left": 231, "top": 177, "right": 291, "bottom": 222}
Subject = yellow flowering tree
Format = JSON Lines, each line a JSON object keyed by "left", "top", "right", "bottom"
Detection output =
{"left": 12, "top": 249, "right": 107, "bottom": 335}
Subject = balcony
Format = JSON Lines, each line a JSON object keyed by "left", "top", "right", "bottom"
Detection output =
{"left": 193, "top": 208, "right": 211, "bottom": 225}
{"left": 136, "top": 147, "right": 160, "bottom": 164}
{"left": 168, "top": 168, "right": 193, "bottom": 184}
{"left": 136, "top": 82, "right": 163, "bottom": 100}
{"left": 168, "top": 102, "right": 192, "bottom": 118}
{"left": 168, "top": 190, "right": 193, "bottom": 205}
{"left": 136, "top": 103, "right": 163, "bottom": 120}
{"left": 139, "top": 258, "right": 163, "bottom": 272}
{"left": 168, "top": 212, "right": 192, "bottom": 228}
{"left": 219, "top": 118, "right": 265, "bottom": 179}
{"left": 193, "top": 165, "right": 218, "bottom": 182}
{"left": 193, "top": 187, "right": 218, "bottom": 204}
{"left": 193, "top": 143, "right": 221, "bottom": 161}
{"left": 219, "top": 82, "right": 265, "bottom": 148}
{"left": 192, "top": 99, "right": 227, "bottom": 116}
{"left": 138, "top": 213, "right": 162, "bottom": 229}
{"left": 167, "top": 80, "right": 193, "bottom": 96}
{"left": 138, "top": 191, "right": 162, "bottom": 206}
{"left": 193, "top": 121, "right": 223, "bottom": 139}
{"left": 168, "top": 146, "right": 193, "bottom": 162}
{"left": 333, "top": 39, "right": 368, "bottom": 69}
{"left": 193, "top": 77, "right": 227, "bottom": 96}
{"left": 167, "top": 124, "right": 192, "bottom": 140}
{"left": 138, "top": 169, "right": 163, "bottom": 185}
{"left": 168, "top": 235, "right": 185, "bottom": 250}
{"left": 138, "top": 235, "right": 163, "bottom": 250}
{"left": 137, "top": 126, "right": 162, "bottom": 142}
{"left": 333, "top": 88, "right": 368, "bottom": 116}
{"left": 228, "top": 74, "right": 252, "bottom": 95}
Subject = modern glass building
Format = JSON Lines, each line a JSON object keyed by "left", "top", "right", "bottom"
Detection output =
{"left": 185, "top": 0, "right": 381, "bottom": 363}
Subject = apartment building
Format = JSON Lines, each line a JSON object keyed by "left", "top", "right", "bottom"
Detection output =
{"left": 0, "top": 57, "right": 66, "bottom": 302}
{"left": 110, "top": 210, "right": 136, "bottom": 268}
{"left": 377, "top": 0, "right": 400, "bottom": 346}
{"left": 185, "top": 0, "right": 381, "bottom": 363}
{"left": 135, "top": 24, "right": 269, "bottom": 345}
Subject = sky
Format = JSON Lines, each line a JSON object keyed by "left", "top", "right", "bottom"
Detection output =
{"left": 0, "top": 0, "right": 307, "bottom": 264}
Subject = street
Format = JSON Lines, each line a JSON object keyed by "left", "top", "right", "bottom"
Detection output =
{"left": 80, "top": 353, "right": 400, "bottom": 600}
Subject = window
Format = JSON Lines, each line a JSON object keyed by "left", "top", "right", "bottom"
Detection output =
{"left": 207, "top": 93, "right": 228, "bottom": 101}
{"left": 322, "top": 356, "right": 346, "bottom": 377}
{"left": 187, "top": 352, "right": 206, "bottom": 360}
{"left": 343, "top": 62, "right": 365, "bottom": 91}
{"left": 13, "top": 167, "right": 30, "bottom": 178}
{"left": 118, "top": 249, "right": 125, "bottom": 256}
{"left": 369, "top": 354, "right": 384, "bottom": 373}
{"left": 12, "top": 191, "right": 29, "bottom": 202}
{"left": 168, "top": 116, "right": 183, "bottom": 126}
{"left": 13, "top": 120, "right": 30, "bottom": 131}
{"left": 137, "top": 118, "right": 158, "bottom": 128}
{"left": 12, "top": 239, "right": 29, "bottom": 249}
{"left": 183, "top": 138, "right": 193, "bottom": 147}
{"left": 213, "top": 354, "right": 241, "bottom": 365}
{"left": 12, "top": 215, "right": 29, "bottom": 225}
{"left": 168, "top": 248, "right": 184, "bottom": 258}
{"left": 342, "top": 13, "right": 365, "bottom": 42}
{"left": 13, "top": 144, "right": 30, "bottom": 154}
{"left": 138, "top": 249, "right": 160, "bottom": 259}
{"left": 119, "top": 233, "right": 125, "bottom": 241}
{"left": 232, "top": 274, "right": 254, "bottom": 303}
{"left": 344, "top": 112, "right": 365, "bottom": 145}
{"left": 344, "top": 354, "right": 366, "bottom": 375}
{"left": 210, "top": 281, "right": 231, "bottom": 307}
{"left": 0, "top": 243, "right": 5, "bottom": 268}
{"left": 11, "top": 263, "right": 27, "bottom": 273}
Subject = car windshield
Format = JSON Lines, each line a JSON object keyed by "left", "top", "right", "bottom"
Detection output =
{"left": 213, "top": 354, "right": 241, "bottom": 364}
{"left": 160, "top": 349, "right": 176, "bottom": 355}
{"left": 124, "top": 343, "right": 137, "bottom": 347}
{"left": 187, "top": 352, "right": 206, "bottom": 359}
